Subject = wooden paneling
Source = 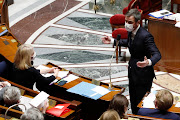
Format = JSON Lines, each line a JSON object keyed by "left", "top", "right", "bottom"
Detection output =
{"left": 148, "top": 18, "right": 180, "bottom": 74}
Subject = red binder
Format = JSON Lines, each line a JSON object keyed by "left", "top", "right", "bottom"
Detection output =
{"left": 46, "top": 104, "right": 71, "bottom": 117}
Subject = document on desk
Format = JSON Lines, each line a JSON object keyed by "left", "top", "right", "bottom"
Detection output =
{"left": 148, "top": 10, "right": 173, "bottom": 18}
{"left": 67, "top": 82, "right": 110, "bottom": 100}
{"left": 175, "top": 102, "right": 180, "bottom": 108}
{"left": 19, "top": 96, "right": 33, "bottom": 112}
{"left": 63, "top": 74, "right": 79, "bottom": 83}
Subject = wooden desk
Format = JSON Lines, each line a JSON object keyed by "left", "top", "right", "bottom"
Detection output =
{"left": 0, "top": 0, "right": 9, "bottom": 27}
{"left": 137, "top": 92, "right": 180, "bottom": 114}
{"left": 45, "top": 62, "right": 125, "bottom": 119}
{"left": 148, "top": 18, "right": 180, "bottom": 75}
{"left": 0, "top": 77, "right": 82, "bottom": 120}
{"left": 0, "top": 24, "right": 21, "bottom": 62}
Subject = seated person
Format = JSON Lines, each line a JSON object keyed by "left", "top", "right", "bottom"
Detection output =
{"left": 0, "top": 81, "right": 11, "bottom": 102}
{"left": 99, "top": 109, "right": 121, "bottom": 120}
{"left": 3, "top": 86, "right": 22, "bottom": 111}
{"left": 108, "top": 94, "right": 129, "bottom": 119}
{"left": 12, "top": 44, "right": 59, "bottom": 92}
{"left": 20, "top": 107, "right": 44, "bottom": 120}
{"left": 138, "top": 89, "right": 180, "bottom": 120}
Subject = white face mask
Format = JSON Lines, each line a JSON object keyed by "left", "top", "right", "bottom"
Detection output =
{"left": 31, "top": 52, "right": 36, "bottom": 61}
{"left": 125, "top": 22, "right": 134, "bottom": 32}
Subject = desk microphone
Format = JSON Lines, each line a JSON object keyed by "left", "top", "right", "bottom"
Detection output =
{"left": 109, "top": 34, "right": 121, "bottom": 89}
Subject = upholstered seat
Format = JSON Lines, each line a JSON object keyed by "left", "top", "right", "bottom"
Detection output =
{"left": 112, "top": 28, "right": 128, "bottom": 63}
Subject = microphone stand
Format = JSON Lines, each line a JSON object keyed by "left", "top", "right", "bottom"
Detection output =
{"left": 109, "top": 35, "right": 120, "bottom": 89}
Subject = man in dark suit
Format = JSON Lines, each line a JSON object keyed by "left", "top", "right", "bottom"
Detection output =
{"left": 102, "top": 8, "right": 161, "bottom": 114}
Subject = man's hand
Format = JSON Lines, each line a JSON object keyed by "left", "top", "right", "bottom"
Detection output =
{"left": 0, "top": 81, "right": 11, "bottom": 87}
{"left": 137, "top": 56, "right": 149, "bottom": 68}
{"left": 101, "top": 35, "right": 111, "bottom": 44}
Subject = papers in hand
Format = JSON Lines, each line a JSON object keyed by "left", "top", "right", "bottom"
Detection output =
{"left": 142, "top": 91, "right": 156, "bottom": 108}
{"left": 37, "top": 65, "right": 69, "bottom": 78}
{"left": 149, "top": 10, "right": 173, "bottom": 19}
{"left": 29, "top": 91, "right": 49, "bottom": 108}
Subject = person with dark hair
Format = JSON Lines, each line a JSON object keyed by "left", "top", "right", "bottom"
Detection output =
{"left": 138, "top": 89, "right": 180, "bottom": 120}
{"left": 108, "top": 94, "right": 129, "bottom": 119}
{"left": 102, "top": 8, "right": 161, "bottom": 114}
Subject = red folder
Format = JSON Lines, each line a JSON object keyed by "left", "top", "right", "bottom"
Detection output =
{"left": 46, "top": 104, "right": 71, "bottom": 117}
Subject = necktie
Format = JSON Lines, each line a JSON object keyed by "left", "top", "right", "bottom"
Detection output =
{"left": 129, "top": 32, "right": 133, "bottom": 47}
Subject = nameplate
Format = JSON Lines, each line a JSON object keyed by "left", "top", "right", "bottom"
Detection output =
{"left": 11, "top": 39, "right": 17, "bottom": 43}
{"left": 2, "top": 27, "right": 6, "bottom": 30}
{"left": 3, "top": 40, "right": 9, "bottom": 45}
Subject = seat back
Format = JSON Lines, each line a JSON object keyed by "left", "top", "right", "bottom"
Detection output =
{"left": 171, "top": 0, "right": 180, "bottom": 13}
{"left": 0, "top": 54, "right": 13, "bottom": 79}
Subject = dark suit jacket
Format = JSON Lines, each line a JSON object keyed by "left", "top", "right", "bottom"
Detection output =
{"left": 117, "top": 27, "right": 161, "bottom": 85}
{"left": 11, "top": 65, "right": 55, "bottom": 91}
{"left": 138, "top": 108, "right": 180, "bottom": 120}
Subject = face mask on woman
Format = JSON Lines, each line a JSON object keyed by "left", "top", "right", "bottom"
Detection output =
{"left": 125, "top": 22, "right": 134, "bottom": 32}
{"left": 31, "top": 52, "right": 36, "bottom": 61}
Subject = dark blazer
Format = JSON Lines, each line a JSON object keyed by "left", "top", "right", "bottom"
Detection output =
{"left": 138, "top": 108, "right": 180, "bottom": 120}
{"left": 117, "top": 27, "right": 161, "bottom": 85}
{"left": 11, "top": 65, "right": 55, "bottom": 91}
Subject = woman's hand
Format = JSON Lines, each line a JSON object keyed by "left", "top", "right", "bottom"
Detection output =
{"left": 53, "top": 68, "right": 60, "bottom": 78}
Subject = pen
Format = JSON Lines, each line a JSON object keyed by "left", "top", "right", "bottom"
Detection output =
{"left": 49, "top": 79, "right": 58, "bottom": 85}
{"left": 57, "top": 74, "right": 69, "bottom": 83}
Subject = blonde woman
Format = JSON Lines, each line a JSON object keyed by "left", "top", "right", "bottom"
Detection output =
{"left": 12, "top": 44, "right": 59, "bottom": 91}
{"left": 99, "top": 110, "right": 121, "bottom": 120}
{"left": 138, "top": 89, "right": 180, "bottom": 120}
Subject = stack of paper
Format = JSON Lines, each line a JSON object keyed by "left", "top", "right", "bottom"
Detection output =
{"left": 164, "top": 13, "right": 180, "bottom": 21}
{"left": 67, "top": 82, "right": 110, "bottom": 100}
{"left": 149, "top": 10, "right": 173, "bottom": 19}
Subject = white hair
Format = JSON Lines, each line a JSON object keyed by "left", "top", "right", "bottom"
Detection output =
{"left": 20, "top": 107, "right": 44, "bottom": 120}
{"left": 3, "top": 86, "right": 21, "bottom": 105}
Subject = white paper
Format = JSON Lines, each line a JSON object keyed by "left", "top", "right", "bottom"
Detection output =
{"left": 19, "top": 96, "right": 33, "bottom": 112}
{"left": 175, "top": 102, "right": 180, "bottom": 107}
{"left": 164, "top": 13, "right": 180, "bottom": 21}
{"left": 55, "top": 106, "right": 64, "bottom": 109}
{"left": 175, "top": 22, "right": 180, "bottom": 28}
{"left": 142, "top": 92, "right": 156, "bottom": 108}
{"left": 36, "top": 65, "right": 49, "bottom": 70}
{"left": 91, "top": 86, "right": 110, "bottom": 95}
{"left": 58, "top": 71, "right": 69, "bottom": 78}
{"left": 149, "top": 10, "right": 173, "bottom": 18}
{"left": 63, "top": 74, "right": 79, "bottom": 83}
{"left": 29, "top": 91, "right": 49, "bottom": 107}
